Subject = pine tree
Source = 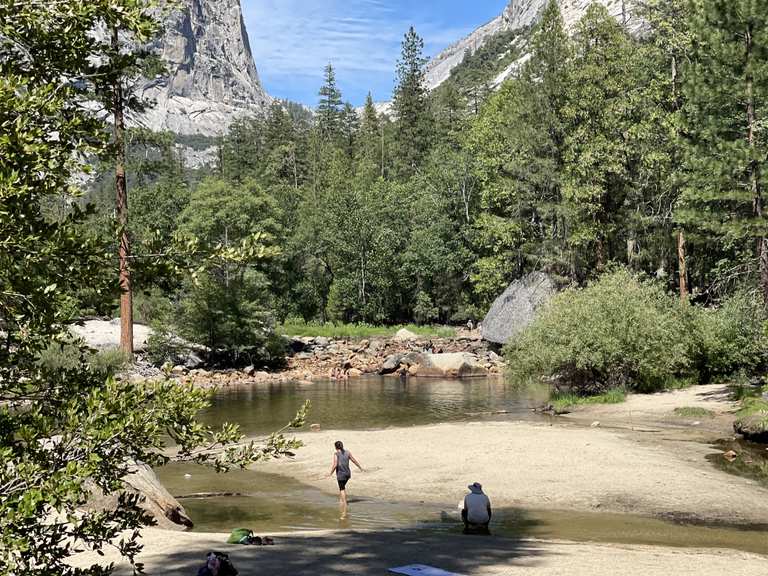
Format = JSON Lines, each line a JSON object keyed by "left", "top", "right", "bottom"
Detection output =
{"left": 393, "top": 26, "right": 433, "bottom": 177}
{"left": 562, "top": 3, "right": 636, "bottom": 276}
{"left": 340, "top": 102, "right": 359, "bottom": 158}
{"left": 633, "top": 0, "right": 694, "bottom": 299}
{"left": 680, "top": 0, "right": 768, "bottom": 304}
{"left": 317, "top": 63, "right": 343, "bottom": 140}
{"left": 358, "top": 92, "right": 383, "bottom": 174}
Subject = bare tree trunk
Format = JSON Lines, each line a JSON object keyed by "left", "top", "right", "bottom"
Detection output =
{"left": 113, "top": 27, "right": 133, "bottom": 357}
{"left": 677, "top": 230, "right": 688, "bottom": 302}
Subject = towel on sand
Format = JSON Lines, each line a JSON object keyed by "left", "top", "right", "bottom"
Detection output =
{"left": 388, "top": 565, "right": 464, "bottom": 576}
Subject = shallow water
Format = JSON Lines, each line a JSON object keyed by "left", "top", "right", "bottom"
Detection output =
{"left": 197, "top": 376, "right": 549, "bottom": 436}
{"left": 157, "top": 462, "right": 768, "bottom": 555}
{"left": 156, "top": 377, "right": 768, "bottom": 555}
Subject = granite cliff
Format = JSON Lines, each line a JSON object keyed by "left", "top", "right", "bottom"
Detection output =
{"left": 134, "top": 0, "right": 271, "bottom": 136}
{"left": 425, "top": 0, "right": 639, "bottom": 92}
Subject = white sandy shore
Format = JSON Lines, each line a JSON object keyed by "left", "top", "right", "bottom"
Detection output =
{"left": 270, "top": 419, "right": 768, "bottom": 525}
{"left": 72, "top": 384, "right": 768, "bottom": 575}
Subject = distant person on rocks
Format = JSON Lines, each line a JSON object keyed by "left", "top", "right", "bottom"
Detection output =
{"left": 462, "top": 482, "right": 492, "bottom": 535}
{"left": 328, "top": 440, "right": 363, "bottom": 518}
{"left": 467, "top": 319, "right": 474, "bottom": 332}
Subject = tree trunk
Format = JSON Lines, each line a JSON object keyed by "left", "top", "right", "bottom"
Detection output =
{"left": 677, "top": 230, "right": 688, "bottom": 302}
{"left": 113, "top": 27, "right": 133, "bottom": 357}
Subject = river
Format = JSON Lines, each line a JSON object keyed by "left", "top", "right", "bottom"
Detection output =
{"left": 155, "top": 376, "right": 768, "bottom": 555}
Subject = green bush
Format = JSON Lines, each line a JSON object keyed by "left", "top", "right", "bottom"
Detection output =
{"left": 145, "top": 324, "right": 191, "bottom": 367}
{"left": 37, "top": 343, "right": 129, "bottom": 377}
{"left": 686, "top": 291, "right": 767, "bottom": 383}
{"left": 505, "top": 268, "right": 691, "bottom": 394}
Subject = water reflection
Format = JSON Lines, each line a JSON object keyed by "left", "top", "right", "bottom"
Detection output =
{"left": 197, "top": 376, "right": 549, "bottom": 437}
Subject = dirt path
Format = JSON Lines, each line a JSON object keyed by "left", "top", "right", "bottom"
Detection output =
{"left": 71, "top": 527, "right": 768, "bottom": 576}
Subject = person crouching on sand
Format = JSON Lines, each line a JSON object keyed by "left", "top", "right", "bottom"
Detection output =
{"left": 328, "top": 440, "right": 363, "bottom": 518}
{"left": 462, "top": 481, "right": 492, "bottom": 534}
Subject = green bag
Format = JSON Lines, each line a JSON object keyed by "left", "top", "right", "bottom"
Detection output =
{"left": 226, "top": 528, "right": 253, "bottom": 544}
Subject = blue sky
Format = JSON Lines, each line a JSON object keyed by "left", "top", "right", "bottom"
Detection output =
{"left": 242, "top": 0, "right": 508, "bottom": 107}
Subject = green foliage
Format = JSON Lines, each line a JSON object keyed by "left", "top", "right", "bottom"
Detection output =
{"left": 0, "top": 3, "right": 304, "bottom": 575}
{"left": 686, "top": 291, "right": 768, "bottom": 382}
{"left": 506, "top": 269, "right": 691, "bottom": 393}
{"left": 413, "top": 291, "right": 439, "bottom": 325}
{"left": 317, "top": 63, "right": 343, "bottom": 140}
{"left": 550, "top": 388, "right": 627, "bottom": 411}
{"left": 736, "top": 397, "right": 768, "bottom": 419}
{"left": 673, "top": 406, "right": 715, "bottom": 418}
{"left": 393, "top": 26, "right": 433, "bottom": 176}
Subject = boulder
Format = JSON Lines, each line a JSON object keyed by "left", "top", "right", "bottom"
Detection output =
{"left": 734, "top": 413, "right": 768, "bottom": 443}
{"left": 379, "top": 353, "right": 404, "bottom": 374}
{"left": 413, "top": 352, "right": 488, "bottom": 379}
{"left": 314, "top": 336, "right": 331, "bottom": 347}
{"left": 393, "top": 328, "right": 419, "bottom": 341}
{"left": 481, "top": 271, "right": 556, "bottom": 345}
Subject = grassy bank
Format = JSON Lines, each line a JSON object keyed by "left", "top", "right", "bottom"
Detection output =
{"left": 278, "top": 320, "right": 455, "bottom": 339}
{"left": 550, "top": 388, "right": 627, "bottom": 412}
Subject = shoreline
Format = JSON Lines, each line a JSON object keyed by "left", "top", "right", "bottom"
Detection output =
{"left": 261, "top": 384, "right": 768, "bottom": 527}
{"left": 72, "top": 383, "right": 768, "bottom": 575}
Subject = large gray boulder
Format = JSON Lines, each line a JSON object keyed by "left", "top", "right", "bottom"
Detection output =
{"left": 481, "top": 272, "right": 556, "bottom": 345}
{"left": 411, "top": 352, "right": 488, "bottom": 379}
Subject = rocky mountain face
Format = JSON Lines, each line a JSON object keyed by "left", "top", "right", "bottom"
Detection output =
{"left": 425, "top": 0, "right": 639, "bottom": 92}
{"left": 134, "top": 0, "right": 271, "bottom": 136}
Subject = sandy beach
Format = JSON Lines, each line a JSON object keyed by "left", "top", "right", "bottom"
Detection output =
{"left": 268, "top": 385, "right": 768, "bottom": 526}
{"left": 72, "top": 383, "right": 768, "bottom": 575}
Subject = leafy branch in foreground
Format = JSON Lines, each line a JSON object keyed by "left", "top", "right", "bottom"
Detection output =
{"left": 0, "top": 2, "right": 306, "bottom": 575}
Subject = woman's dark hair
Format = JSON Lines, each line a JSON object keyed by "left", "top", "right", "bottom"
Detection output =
{"left": 334, "top": 441, "right": 344, "bottom": 451}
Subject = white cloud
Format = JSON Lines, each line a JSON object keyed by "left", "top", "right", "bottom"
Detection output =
{"left": 242, "top": 0, "right": 476, "bottom": 102}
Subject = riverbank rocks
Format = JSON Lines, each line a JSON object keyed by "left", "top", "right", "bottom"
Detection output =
{"left": 482, "top": 271, "right": 556, "bottom": 345}
{"left": 393, "top": 328, "right": 419, "bottom": 341}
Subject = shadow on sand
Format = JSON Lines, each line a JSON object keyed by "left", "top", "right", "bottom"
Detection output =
{"left": 120, "top": 520, "right": 548, "bottom": 575}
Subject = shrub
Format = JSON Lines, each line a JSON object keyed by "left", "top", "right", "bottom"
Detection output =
{"left": 505, "top": 268, "right": 691, "bottom": 394}
{"left": 686, "top": 291, "right": 767, "bottom": 382}
{"left": 37, "top": 343, "right": 129, "bottom": 377}
{"left": 673, "top": 406, "right": 715, "bottom": 418}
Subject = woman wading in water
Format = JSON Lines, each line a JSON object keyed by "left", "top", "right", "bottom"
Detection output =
{"left": 328, "top": 440, "right": 363, "bottom": 518}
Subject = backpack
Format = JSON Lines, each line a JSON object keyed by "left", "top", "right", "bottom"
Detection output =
{"left": 197, "top": 551, "right": 238, "bottom": 576}
{"left": 226, "top": 528, "right": 253, "bottom": 545}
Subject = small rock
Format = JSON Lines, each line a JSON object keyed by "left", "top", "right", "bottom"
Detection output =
{"left": 310, "top": 423, "right": 321, "bottom": 432}
{"left": 723, "top": 450, "right": 738, "bottom": 462}
{"left": 171, "top": 365, "right": 186, "bottom": 375}
{"left": 243, "top": 365, "right": 256, "bottom": 376}
{"left": 314, "top": 336, "right": 330, "bottom": 347}
{"left": 590, "top": 421, "right": 600, "bottom": 428}
{"left": 393, "top": 328, "right": 419, "bottom": 341}
{"left": 184, "top": 474, "right": 192, "bottom": 479}
{"left": 347, "top": 368, "right": 363, "bottom": 378}
{"left": 254, "top": 371, "right": 270, "bottom": 380}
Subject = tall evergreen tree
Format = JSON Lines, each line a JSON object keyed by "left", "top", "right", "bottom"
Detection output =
{"left": 317, "top": 63, "right": 343, "bottom": 140}
{"left": 393, "top": 26, "right": 432, "bottom": 177}
{"left": 340, "top": 102, "right": 360, "bottom": 158}
{"left": 562, "top": 3, "right": 636, "bottom": 276}
{"left": 680, "top": 0, "right": 768, "bottom": 304}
